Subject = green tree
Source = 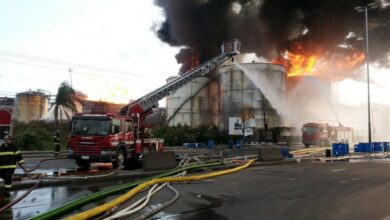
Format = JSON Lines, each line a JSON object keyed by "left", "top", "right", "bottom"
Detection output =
{"left": 13, "top": 120, "right": 71, "bottom": 151}
{"left": 54, "top": 82, "right": 76, "bottom": 155}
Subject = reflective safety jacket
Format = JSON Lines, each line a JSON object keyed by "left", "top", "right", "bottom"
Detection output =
{"left": 0, "top": 143, "right": 24, "bottom": 169}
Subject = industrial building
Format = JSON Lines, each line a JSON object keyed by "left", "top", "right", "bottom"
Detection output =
{"left": 4, "top": 59, "right": 289, "bottom": 143}
{"left": 166, "top": 61, "right": 288, "bottom": 142}
{"left": 14, "top": 90, "right": 49, "bottom": 122}
{"left": 3, "top": 90, "right": 128, "bottom": 123}
{"left": 0, "top": 97, "right": 15, "bottom": 107}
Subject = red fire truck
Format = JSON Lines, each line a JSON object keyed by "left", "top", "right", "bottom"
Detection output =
{"left": 67, "top": 113, "right": 164, "bottom": 169}
{"left": 67, "top": 39, "right": 241, "bottom": 169}
{"left": 301, "top": 122, "right": 353, "bottom": 147}
{"left": 0, "top": 106, "right": 13, "bottom": 144}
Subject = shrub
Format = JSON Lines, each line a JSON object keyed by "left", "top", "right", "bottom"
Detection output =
{"left": 14, "top": 128, "right": 45, "bottom": 150}
{"left": 12, "top": 120, "right": 70, "bottom": 151}
{"left": 152, "top": 124, "right": 229, "bottom": 146}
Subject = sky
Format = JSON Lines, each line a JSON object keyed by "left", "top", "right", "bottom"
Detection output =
{"left": 0, "top": 0, "right": 181, "bottom": 104}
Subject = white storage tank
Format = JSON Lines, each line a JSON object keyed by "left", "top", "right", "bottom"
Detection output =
{"left": 218, "top": 63, "right": 287, "bottom": 133}
{"left": 166, "top": 76, "right": 211, "bottom": 127}
{"left": 15, "top": 90, "right": 49, "bottom": 122}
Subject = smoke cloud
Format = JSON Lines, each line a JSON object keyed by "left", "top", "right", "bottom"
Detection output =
{"left": 154, "top": 0, "right": 390, "bottom": 71}
{"left": 154, "top": 0, "right": 390, "bottom": 141}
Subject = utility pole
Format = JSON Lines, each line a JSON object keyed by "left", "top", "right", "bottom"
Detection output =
{"left": 68, "top": 68, "right": 73, "bottom": 88}
{"left": 355, "top": 2, "right": 378, "bottom": 145}
{"left": 262, "top": 94, "right": 268, "bottom": 142}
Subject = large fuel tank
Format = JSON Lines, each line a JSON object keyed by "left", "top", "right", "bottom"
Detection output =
{"left": 15, "top": 90, "right": 49, "bottom": 122}
{"left": 218, "top": 63, "right": 287, "bottom": 130}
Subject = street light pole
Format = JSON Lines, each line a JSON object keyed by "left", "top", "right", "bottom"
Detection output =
{"left": 364, "top": 8, "right": 372, "bottom": 144}
{"left": 68, "top": 68, "right": 73, "bottom": 88}
{"left": 355, "top": 2, "right": 378, "bottom": 144}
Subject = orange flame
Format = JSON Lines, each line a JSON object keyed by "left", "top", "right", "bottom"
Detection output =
{"left": 336, "top": 51, "right": 365, "bottom": 71}
{"left": 273, "top": 51, "right": 319, "bottom": 77}
{"left": 274, "top": 49, "right": 366, "bottom": 78}
{"left": 287, "top": 52, "right": 318, "bottom": 77}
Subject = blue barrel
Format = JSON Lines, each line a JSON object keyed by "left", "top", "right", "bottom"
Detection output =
{"left": 360, "top": 143, "right": 368, "bottom": 152}
{"left": 332, "top": 143, "right": 340, "bottom": 156}
{"left": 339, "top": 143, "right": 348, "bottom": 156}
{"left": 236, "top": 140, "right": 242, "bottom": 149}
{"left": 359, "top": 144, "right": 364, "bottom": 152}
{"left": 358, "top": 143, "right": 363, "bottom": 152}
{"left": 360, "top": 142, "right": 373, "bottom": 153}
{"left": 354, "top": 144, "right": 360, "bottom": 152}
{"left": 185, "top": 143, "right": 195, "bottom": 148}
{"left": 208, "top": 139, "right": 214, "bottom": 149}
{"left": 373, "top": 142, "right": 383, "bottom": 152}
{"left": 384, "top": 142, "right": 390, "bottom": 152}
{"left": 281, "top": 148, "right": 287, "bottom": 158}
{"left": 281, "top": 148, "right": 293, "bottom": 158}
{"left": 354, "top": 144, "right": 358, "bottom": 152}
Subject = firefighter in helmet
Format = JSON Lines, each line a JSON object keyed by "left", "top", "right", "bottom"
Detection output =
{"left": 0, "top": 134, "right": 25, "bottom": 190}
{"left": 54, "top": 130, "right": 60, "bottom": 157}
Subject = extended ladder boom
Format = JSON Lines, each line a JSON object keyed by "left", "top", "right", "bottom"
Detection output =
{"left": 120, "top": 39, "right": 241, "bottom": 117}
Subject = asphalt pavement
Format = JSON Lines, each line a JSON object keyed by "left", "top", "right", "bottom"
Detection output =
{"left": 122, "top": 159, "right": 390, "bottom": 220}
{"left": 4, "top": 148, "right": 390, "bottom": 220}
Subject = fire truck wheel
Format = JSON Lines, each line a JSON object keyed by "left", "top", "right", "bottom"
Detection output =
{"left": 113, "top": 149, "right": 125, "bottom": 169}
{"left": 76, "top": 160, "right": 91, "bottom": 170}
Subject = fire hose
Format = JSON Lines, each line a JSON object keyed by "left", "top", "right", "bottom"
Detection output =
{"left": 134, "top": 183, "right": 180, "bottom": 220}
{"left": 1, "top": 156, "right": 92, "bottom": 214}
{"left": 26, "top": 157, "right": 67, "bottom": 173}
{"left": 65, "top": 159, "right": 255, "bottom": 220}
{"left": 0, "top": 156, "right": 57, "bottom": 214}
{"left": 0, "top": 163, "right": 42, "bottom": 215}
{"left": 102, "top": 156, "right": 198, "bottom": 220}
{"left": 2, "top": 157, "right": 134, "bottom": 215}
{"left": 30, "top": 161, "right": 224, "bottom": 220}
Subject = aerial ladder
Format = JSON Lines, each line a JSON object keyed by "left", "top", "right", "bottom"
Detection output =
{"left": 67, "top": 40, "right": 241, "bottom": 170}
{"left": 120, "top": 39, "right": 241, "bottom": 124}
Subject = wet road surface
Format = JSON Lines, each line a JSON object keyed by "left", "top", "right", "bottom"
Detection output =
{"left": 5, "top": 159, "right": 390, "bottom": 219}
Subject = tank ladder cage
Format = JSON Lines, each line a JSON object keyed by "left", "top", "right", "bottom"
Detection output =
{"left": 124, "top": 39, "right": 241, "bottom": 115}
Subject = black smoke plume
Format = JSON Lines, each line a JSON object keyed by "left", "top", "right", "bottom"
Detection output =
{"left": 154, "top": 0, "right": 390, "bottom": 72}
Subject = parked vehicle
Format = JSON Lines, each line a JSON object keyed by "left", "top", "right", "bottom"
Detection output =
{"left": 68, "top": 113, "right": 163, "bottom": 169}
{"left": 0, "top": 106, "right": 13, "bottom": 144}
{"left": 301, "top": 122, "right": 353, "bottom": 147}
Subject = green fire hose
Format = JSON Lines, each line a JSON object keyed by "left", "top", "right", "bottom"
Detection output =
{"left": 30, "top": 161, "right": 223, "bottom": 220}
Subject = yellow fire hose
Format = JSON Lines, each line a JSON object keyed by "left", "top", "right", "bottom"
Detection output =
{"left": 290, "top": 147, "right": 328, "bottom": 155}
{"left": 65, "top": 159, "right": 255, "bottom": 220}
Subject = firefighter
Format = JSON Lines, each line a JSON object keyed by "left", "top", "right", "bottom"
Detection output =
{"left": 0, "top": 134, "right": 25, "bottom": 191}
{"left": 54, "top": 130, "right": 60, "bottom": 157}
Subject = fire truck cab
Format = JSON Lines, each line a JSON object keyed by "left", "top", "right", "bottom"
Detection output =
{"left": 301, "top": 122, "right": 353, "bottom": 147}
{"left": 67, "top": 113, "right": 163, "bottom": 169}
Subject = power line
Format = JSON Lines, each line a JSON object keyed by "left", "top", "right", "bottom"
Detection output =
{"left": 0, "top": 58, "right": 157, "bottom": 82}
{"left": 0, "top": 72, "right": 61, "bottom": 83}
{"left": 0, "top": 50, "right": 146, "bottom": 78}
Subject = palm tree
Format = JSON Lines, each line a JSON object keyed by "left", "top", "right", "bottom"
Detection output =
{"left": 53, "top": 82, "right": 76, "bottom": 156}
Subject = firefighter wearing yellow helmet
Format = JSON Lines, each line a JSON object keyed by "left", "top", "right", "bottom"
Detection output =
{"left": 0, "top": 135, "right": 25, "bottom": 190}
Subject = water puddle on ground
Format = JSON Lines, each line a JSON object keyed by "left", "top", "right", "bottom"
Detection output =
{"left": 2, "top": 183, "right": 110, "bottom": 220}
{"left": 151, "top": 194, "right": 227, "bottom": 220}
